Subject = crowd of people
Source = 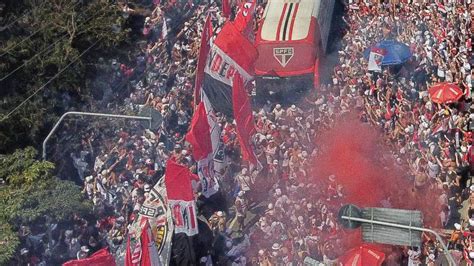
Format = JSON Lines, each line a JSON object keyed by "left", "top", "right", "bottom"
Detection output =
{"left": 16, "top": 0, "right": 474, "bottom": 265}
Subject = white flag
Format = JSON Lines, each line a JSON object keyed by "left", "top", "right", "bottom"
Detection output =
{"left": 368, "top": 48, "right": 385, "bottom": 72}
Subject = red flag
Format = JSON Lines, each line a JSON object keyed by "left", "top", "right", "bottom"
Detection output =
{"left": 232, "top": 74, "right": 257, "bottom": 165}
{"left": 165, "top": 159, "right": 198, "bottom": 235}
{"left": 125, "top": 236, "right": 135, "bottom": 266}
{"left": 139, "top": 221, "right": 151, "bottom": 266}
{"left": 222, "top": 0, "right": 231, "bottom": 18}
{"left": 194, "top": 15, "right": 213, "bottom": 107}
{"left": 186, "top": 103, "right": 213, "bottom": 161}
{"left": 63, "top": 248, "right": 116, "bottom": 266}
{"left": 233, "top": 0, "right": 256, "bottom": 41}
{"left": 165, "top": 159, "right": 195, "bottom": 201}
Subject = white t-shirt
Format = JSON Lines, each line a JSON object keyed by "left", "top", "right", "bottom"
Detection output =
{"left": 408, "top": 249, "right": 422, "bottom": 266}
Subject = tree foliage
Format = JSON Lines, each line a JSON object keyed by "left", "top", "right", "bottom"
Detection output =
{"left": 0, "top": 0, "right": 130, "bottom": 153}
{"left": 0, "top": 146, "right": 54, "bottom": 187}
{"left": 0, "top": 222, "right": 20, "bottom": 265}
{"left": 0, "top": 147, "right": 92, "bottom": 263}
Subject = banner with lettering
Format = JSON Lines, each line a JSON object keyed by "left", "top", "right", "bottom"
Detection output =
{"left": 126, "top": 179, "right": 173, "bottom": 265}
{"left": 202, "top": 22, "right": 257, "bottom": 117}
{"left": 165, "top": 159, "right": 199, "bottom": 236}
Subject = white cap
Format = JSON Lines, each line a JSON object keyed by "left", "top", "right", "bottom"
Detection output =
{"left": 272, "top": 243, "right": 281, "bottom": 250}
{"left": 217, "top": 211, "right": 224, "bottom": 217}
{"left": 454, "top": 223, "right": 461, "bottom": 230}
{"left": 81, "top": 246, "right": 90, "bottom": 252}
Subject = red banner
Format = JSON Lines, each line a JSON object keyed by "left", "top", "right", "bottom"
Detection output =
{"left": 202, "top": 22, "right": 257, "bottom": 117}
{"left": 232, "top": 74, "right": 257, "bottom": 165}
{"left": 165, "top": 159, "right": 199, "bottom": 236}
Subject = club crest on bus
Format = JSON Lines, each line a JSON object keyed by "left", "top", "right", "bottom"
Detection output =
{"left": 273, "top": 47, "right": 294, "bottom": 67}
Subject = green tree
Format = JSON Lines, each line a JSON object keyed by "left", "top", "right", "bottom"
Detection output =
{"left": 0, "top": 223, "right": 20, "bottom": 265}
{"left": 0, "top": 147, "right": 92, "bottom": 264}
{"left": 0, "top": 0, "right": 130, "bottom": 153}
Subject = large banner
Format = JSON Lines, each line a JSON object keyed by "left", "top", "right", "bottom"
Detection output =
{"left": 126, "top": 180, "right": 173, "bottom": 265}
{"left": 203, "top": 22, "right": 257, "bottom": 117}
{"left": 165, "top": 159, "right": 199, "bottom": 236}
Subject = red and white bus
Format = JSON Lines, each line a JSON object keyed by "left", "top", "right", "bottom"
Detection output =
{"left": 254, "top": 0, "right": 334, "bottom": 97}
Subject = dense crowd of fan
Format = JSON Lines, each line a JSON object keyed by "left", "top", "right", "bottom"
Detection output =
{"left": 15, "top": 0, "right": 473, "bottom": 265}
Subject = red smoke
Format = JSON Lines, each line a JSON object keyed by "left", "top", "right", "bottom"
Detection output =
{"left": 308, "top": 113, "right": 441, "bottom": 250}
{"left": 310, "top": 115, "right": 410, "bottom": 207}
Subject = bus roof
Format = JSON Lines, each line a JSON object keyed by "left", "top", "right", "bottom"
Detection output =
{"left": 260, "top": 0, "right": 321, "bottom": 42}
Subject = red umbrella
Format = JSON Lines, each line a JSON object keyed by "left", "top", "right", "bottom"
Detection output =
{"left": 338, "top": 245, "right": 386, "bottom": 266}
{"left": 428, "top": 82, "right": 463, "bottom": 104}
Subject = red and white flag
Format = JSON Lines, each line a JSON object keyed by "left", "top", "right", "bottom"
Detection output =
{"left": 202, "top": 22, "right": 257, "bottom": 117}
{"left": 437, "top": 3, "right": 447, "bottom": 14}
{"left": 126, "top": 178, "right": 173, "bottom": 266}
{"left": 431, "top": 118, "right": 448, "bottom": 135}
{"left": 125, "top": 232, "right": 142, "bottom": 266}
{"left": 186, "top": 102, "right": 220, "bottom": 198}
{"left": 139, "top": 221, "right": 161, "bottom": 266}
{"left": 233, "top": 0, "right": 256, "bottom": 42}
{"left": 368, "top": 47, "right": 386, "bottom": 72}
{"left": 232, "top": 74, "right": 258, "bottom": 166}
{"left": 165, "top": 159, "right": 199, "bottom": 236}
{"left": 194, "top": 15, "right": 213, "bottom": 107}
